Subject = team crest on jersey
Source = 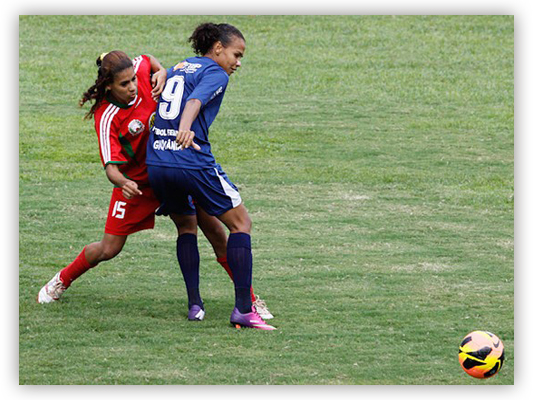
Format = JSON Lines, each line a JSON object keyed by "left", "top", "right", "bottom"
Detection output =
{"left": 173, "top": 61, "right": 202, "bottom": 74}
{"left": 149, "top": 112, "right": 156, "bottom": 130}
{"left": 128, "top": 119, "right": 145, "bottom": 136}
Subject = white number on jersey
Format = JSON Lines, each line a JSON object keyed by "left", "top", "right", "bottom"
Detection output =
{"left": 159, "top": 75, "right": 185, "bottom": 120}
{"left": 112, "top": 201, "right": 127, "bottom": 219}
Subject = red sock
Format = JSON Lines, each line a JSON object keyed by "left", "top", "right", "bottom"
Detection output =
{"left": 217, "top": 256, "right": 256, "bottom": 303}
{"left": 217, "top": 256, "right": 233, "bottom": 279}
{"left": 59, "top": 247, "right": 95, "bottom": 288}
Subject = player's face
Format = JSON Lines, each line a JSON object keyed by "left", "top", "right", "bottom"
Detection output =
{"left": 106, "top": 67, "right": 138, "bottom": 105}
{"left": 213, "top": 37, "right": 246, "bottom": 75}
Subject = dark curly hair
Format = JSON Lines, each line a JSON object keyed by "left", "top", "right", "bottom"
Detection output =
{"left": 79, "top": 50, "right": 133, "bottom": 119}
{"left": 188, "top": 22, "right": 245, "bottom": 56}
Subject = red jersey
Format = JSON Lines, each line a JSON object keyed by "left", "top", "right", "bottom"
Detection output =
{"left": 94, "top": 55, "right": 157, "bottom": 186}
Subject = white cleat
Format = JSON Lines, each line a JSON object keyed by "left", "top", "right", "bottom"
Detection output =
{"left": 253, "top": 295, "right": 274, "bottom": 320}
{"left": 37, "top": 272, "right": 67, "bottom": 304}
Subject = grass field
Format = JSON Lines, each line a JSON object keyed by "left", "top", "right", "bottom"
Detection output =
{"left": 19, "top": 15, "right": 514, "bottom": 385}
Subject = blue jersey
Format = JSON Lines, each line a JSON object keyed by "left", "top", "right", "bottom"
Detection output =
{"left": 146, "top": 57, "right": 229, "bottom": 169}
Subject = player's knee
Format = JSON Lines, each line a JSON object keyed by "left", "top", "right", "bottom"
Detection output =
{"left": 231, "top": 214, "right": 252, "bottom": 234}
{"left": 244, "top": 216, "right": 252, "bottom": 233}
{"left": 171, "top": 214, "right": 197, "bottom": 235}
{"left": 99, "top": 243, "right": 122, "bottom": 261}
{"left": 176, "top": 221, "right": 197, "bottom": 235}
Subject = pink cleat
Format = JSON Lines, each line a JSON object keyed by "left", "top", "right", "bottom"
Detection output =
{"left": 230, "top": 307, "right": 276, "bottom": 330}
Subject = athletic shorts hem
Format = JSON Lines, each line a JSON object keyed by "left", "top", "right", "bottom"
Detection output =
{"left": 148, "top": 165, "right": 242, "bottom": 216}
{"left": 208, "top": 199, "right": 242, "bottom": 217}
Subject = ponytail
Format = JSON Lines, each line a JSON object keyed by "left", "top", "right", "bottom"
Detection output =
{"left": 188, "top": 22, "right": 245, "bottom": 56}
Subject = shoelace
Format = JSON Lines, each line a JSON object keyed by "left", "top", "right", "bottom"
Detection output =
{"left": 254, "top": 298, "right": 267, "bottom": 308}
{"left": 48, "top": 278, "right": 66, "bottom": 298}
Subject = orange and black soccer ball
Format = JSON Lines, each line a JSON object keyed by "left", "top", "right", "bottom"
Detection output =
{"left": 458, "top": 330, "right": 505, "bottom": 379}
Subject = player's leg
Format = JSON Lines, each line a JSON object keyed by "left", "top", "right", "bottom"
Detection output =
{"left": 196, "top": 204, "right": 227, "bottom": 259}
{"left": 38, "top": 186, "right": 158, "bottom": 304}
{"left": 196, "top": 205, "right": 273, "bottom": 319}
{"left": 64, "top": 233, "right": 128, "bottom": 284}
{"left": 189, "top": 166, "right": 275, "bottom": 329}
{"left": 147, "top": 165, "right": 206, "bottom": 320}
{"left": 215, "top": 203, "right": 253, "bottom": 307}
{"left": 169, "top": 212, "right": 205, "bottom": 321}
{"left": 216, "top": 205, "right": 275, "bottom": 330}
{"left": 196, "top": 205, "right": 248, "bottom": 291}
{"left": 37, "top": 233, "right": 128, "bottom": 304}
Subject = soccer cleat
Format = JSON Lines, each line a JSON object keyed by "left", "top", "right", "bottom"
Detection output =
{"left": 188, "top": 304, "right": 205, "bottom": 321}
{"left": 253, "top": 295, "right": 274, "bottom": 320}
{"left": 230, "top": 307, "right": 276, "bottom": 330}
{"left": 37, "top": 272, "right": 67, "bottom": 304}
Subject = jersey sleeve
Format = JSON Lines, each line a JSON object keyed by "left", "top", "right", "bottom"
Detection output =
{"left": 132, "top": 55, "right": 152, "bottom": 88}
{"left": 94, "top": 107, "right": 128, "bottom": 168}
{"left": 187, "top": 67, "right": 229, "bottom": 107}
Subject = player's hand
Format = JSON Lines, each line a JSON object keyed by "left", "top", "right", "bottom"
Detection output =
{"left": 176, "top": 129, "right": 201, "bottom": 151}
{"left": 151, "top": 69, "right": 167, "bottom": 101}
{"left": 121, "top": 180, "right": 143, "bottom": 199}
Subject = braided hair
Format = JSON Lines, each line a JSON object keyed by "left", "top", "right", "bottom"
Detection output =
{"left": 188, "top": 23, "right": 245, "bottom": 56}
{"left": 79, "top": 50, "right": 133, "bottom": 119}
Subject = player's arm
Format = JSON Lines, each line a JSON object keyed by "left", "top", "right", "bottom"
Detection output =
{"left": 176, "top": 99, "right": 202, "bottom": 150}
{"left": 147, "top": 54, "right": 167, "bottom": 100}
{"left": 105, "top": 164, "right": 142, "bottom": 199}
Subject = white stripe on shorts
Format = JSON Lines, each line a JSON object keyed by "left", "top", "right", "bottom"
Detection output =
{"left": 213, "top": 168, "right": 242, "bottom": 208}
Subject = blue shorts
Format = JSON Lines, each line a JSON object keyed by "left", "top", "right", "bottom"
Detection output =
{"left": 147, "top": 164, "right": 242, "bottom": 217}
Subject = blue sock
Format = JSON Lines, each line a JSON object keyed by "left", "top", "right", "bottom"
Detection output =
{"left": 176, "top": 233, "right": 203, "bottom": 309}
{"left": 227, "top": 233, "right": 252, "bottom": 313}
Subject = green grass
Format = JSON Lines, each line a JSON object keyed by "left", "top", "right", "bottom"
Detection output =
{"left": 19, "top": 15, "right": 513, "bottom": 385}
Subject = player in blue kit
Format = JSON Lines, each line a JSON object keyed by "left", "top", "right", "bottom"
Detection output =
{"left": 146, "top": 23, "right": 275, "bottom": 330}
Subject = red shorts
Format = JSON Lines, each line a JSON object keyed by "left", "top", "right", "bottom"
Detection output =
{"left": 104, "top": 187, "right": 160, "bottom": 236}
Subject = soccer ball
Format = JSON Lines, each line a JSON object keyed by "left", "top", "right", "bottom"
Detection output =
{"left": 458, "top": 330, "right": 505, "bottom": 379}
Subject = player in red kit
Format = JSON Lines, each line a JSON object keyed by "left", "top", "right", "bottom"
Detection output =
{"left": 95, "top": 54, "right": 161, "bottom": 236}
{"left": 37, "top": 50, "right": 273, "bottom": 320}
{"left": 37, "top": 51, "right": 164, "bottom": 303}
